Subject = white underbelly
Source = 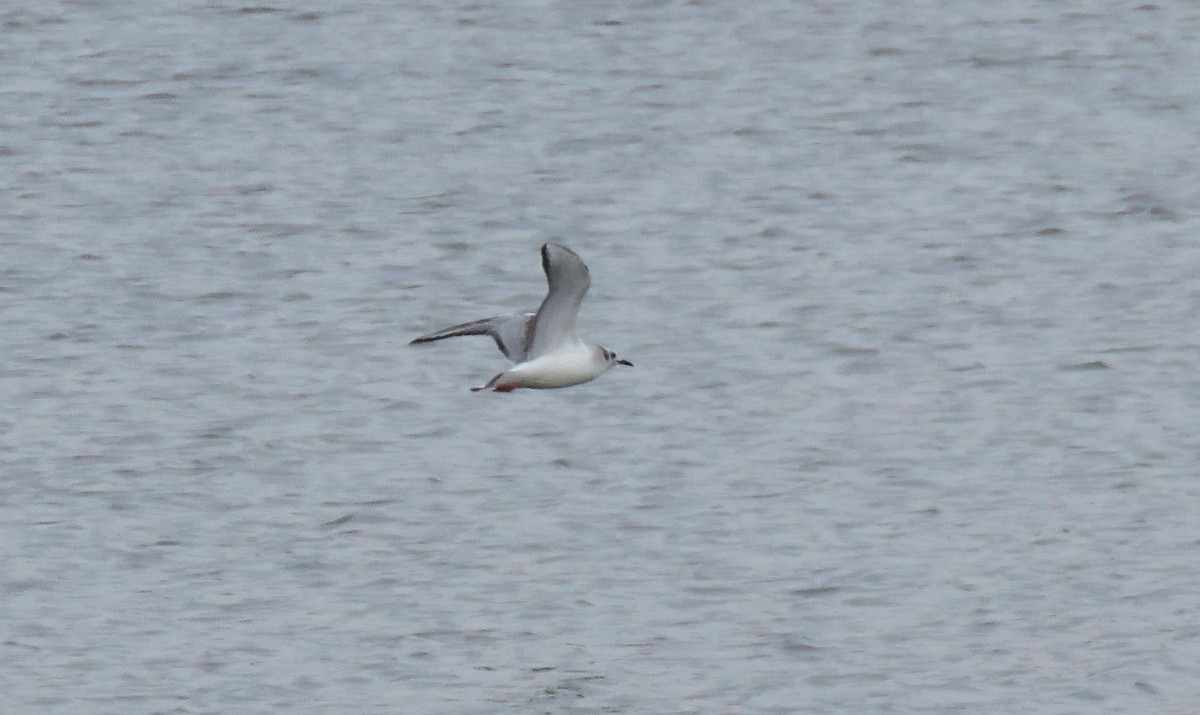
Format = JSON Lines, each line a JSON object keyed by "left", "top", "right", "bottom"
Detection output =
{"left": 503, "top": 351, "right": 603, "bottom": 389}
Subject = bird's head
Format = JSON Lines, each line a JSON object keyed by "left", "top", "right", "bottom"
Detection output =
{"left": 600, "top": 346, "right": 633, "bottom": 368}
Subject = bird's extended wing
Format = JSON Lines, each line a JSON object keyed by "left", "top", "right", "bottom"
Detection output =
{"left": 410, "top": 313, "right": 534, "bottom": 363}
{"left": 527, "top": 243, "right": 590, "bottom": 359}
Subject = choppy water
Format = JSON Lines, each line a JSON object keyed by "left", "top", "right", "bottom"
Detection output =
{"left": 3, "top": 1, "right": 1200, "bottom": 713}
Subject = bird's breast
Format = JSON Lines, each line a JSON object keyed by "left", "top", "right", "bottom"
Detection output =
{"left": 505, "top": 349, "right": 607, "bottom": 389}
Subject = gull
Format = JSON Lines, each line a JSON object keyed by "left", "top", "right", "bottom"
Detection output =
{"left": 411, "top": 243, "right": 633, "bottom": 392}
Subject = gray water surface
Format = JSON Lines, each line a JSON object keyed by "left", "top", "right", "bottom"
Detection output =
{"left": 3, "top": 2, "right": 1200, "bottom": 713}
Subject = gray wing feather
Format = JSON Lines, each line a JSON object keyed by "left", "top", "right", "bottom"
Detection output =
{"left": 527, "top": 243, "right": 590, "bottom": 359}
{"left": 410, "top": 313, "right": 534, "bottom": 363}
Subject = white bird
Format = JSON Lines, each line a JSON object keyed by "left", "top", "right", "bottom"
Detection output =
{"left": 411, "top": 243, "right": 633, "bottom": 392}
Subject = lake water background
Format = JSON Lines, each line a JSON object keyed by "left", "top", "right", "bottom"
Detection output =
{"left": 3, "top": 1, "right": 1200, "bottom": 712}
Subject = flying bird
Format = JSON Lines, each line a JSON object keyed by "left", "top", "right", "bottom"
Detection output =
{"left": 411, "top": 243, "right": 633, "bottom": 392}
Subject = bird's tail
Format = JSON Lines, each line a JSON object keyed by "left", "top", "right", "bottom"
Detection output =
{"left": 470, "top": 372, "right": 506, "bottom": 392}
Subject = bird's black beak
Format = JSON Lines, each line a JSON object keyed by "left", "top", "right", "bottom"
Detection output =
{"left": 617, "top": 358, "right": 634, "bottom": 367}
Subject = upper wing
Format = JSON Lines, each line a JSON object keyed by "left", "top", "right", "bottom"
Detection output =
{"left": 527, "top": 243, "right": 590, "bottom": 359}
{"left": 409, "top": 313, "right": 535, "bottom": 363}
